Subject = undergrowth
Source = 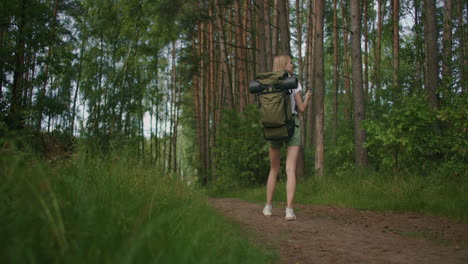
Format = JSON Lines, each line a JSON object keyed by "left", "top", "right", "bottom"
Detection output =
{"left": 0, "top": 144, "right": 274, "bottom": 263}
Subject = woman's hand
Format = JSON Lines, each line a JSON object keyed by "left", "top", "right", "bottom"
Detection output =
{"left": 294, "top": 90, "right": 312, "bottom": 113}
{"left": 304, "top": 90, "right": 312, "bottom": 103}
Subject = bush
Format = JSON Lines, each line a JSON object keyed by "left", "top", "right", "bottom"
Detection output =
{"left": 363, "top": 97, "right": 440, "bottom": 171}
{"left": 435, "top": 95, "right": 468, "bottom": 181}
{"left": 212, "top": 105, "right": 270, "bottom": 192}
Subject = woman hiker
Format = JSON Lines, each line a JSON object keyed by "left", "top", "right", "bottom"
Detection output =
{"left": 262, "top": 55, "right": 312, "bottom": 221}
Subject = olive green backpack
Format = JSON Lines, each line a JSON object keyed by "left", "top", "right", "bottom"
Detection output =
{"left": 249, "top": 71, "right": 298, "bottom": 141}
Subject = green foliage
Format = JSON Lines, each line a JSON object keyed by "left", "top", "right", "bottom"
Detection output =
{"left": 363, "top": 95, "right": 467, "bottom": 178}
{"left": 0, "top": 145, "right": 273, "bottom": 263}
{"left": 212, "top": 105, "right": 270, "bottom": 192}
{"left": 326, "top": 133, "right": 355, "bottom": 175}
{"left": 435, "top": 94, "right": 468, "bottom": 180}
{"left": 222, "top": 169, "right": 468, "bottom": 222}
{"left": 363, "top": 97, "right": 440, "bottom": 171}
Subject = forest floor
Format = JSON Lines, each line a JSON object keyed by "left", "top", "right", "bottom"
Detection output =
{"left": 209, "top": 198, "right": 468, "bottom": 264}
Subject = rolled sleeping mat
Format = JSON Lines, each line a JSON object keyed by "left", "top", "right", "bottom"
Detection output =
{"left": 249, "top": 80, "right": 266, "bottom": 94}
{"left": 276, "top": 76, "right": 298, "bottom": 90}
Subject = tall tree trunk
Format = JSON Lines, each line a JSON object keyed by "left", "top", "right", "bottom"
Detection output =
{"left": 163, "top": 85, "right": 169, "bottom": 171}
{"left": 364, "top": 0, "right": 369, "bottom": 100}
{"left": 278, "top": 0, "right": 291, "bottom": 55}
{"left": 342, "top": 0, "right": 351, "bottom": 122}
{"left": 442, "top": 0, "right": 453, "bottom": 103}
{"left": 155, "top": 88, "right": 160, "bottom": 165}
{"left": 256, "top": 0, "right": 267, "bottom": 73}
{"left": 294, "top": 0, "right": 305, "bottom": 179}
{"left": 304, "top": 0, "right": 311, "bottom": 92}
{"left": 168, "top": 42, "right": 176, "bottom": 171}
{"left": 193, "top": 35, "right": 204, "bottom": 181}
{"left": 204, "top": 11, "right": 211, "bottom": 177}
{"left": 95, "top": 37, "right": 103, "bottom": 139}
{"left": 314, "top": 0, "right": 325, "bottom": 177}
{"left": 376, "top": 0, "right": 384, "bottom": 107}
{"left": 205, "top": 22, "right": 211, "bottom": 178}
{"left": 272, "top": 0, "right": 279, "bottom": 56}
{"left": 215, "top": 1, "right": 234, "bottom": 110}
{"left": 246, "top": 0, "right": 255, "bottom": 105}
{"left": 264, "top": 0, "right": 273, "bottom": 69}
{"left": 392, "top": 0, "right": 400, "bottom": 102}
{"left": 173, "top": 77, "right": 182, "bottom": 173}
{"left": 0, "top": 14, "right": 9, "bottom": 99}
{"left": 457, "top": 0, "right": 467, "bottom": 91}
{"left": 22, "top": 49, "right": 30, "bottom": 110}
{"left": 28, "top": 52, "right": 36, "bottom": 126}
{"left": 140, "top": 72, "right": 145, "bottom": 162}
{"left": 153, "top": 53, "right": 160, "bottom": 164}
{"left": 306, "top": 0, "right": 315, "bottom": 147}
{"left": 303, "top": 0, "right": 310, "bottom": 145}
{"left": 36, "top": 0, "right": 59, "bottom": 132}
{"left": 152, "top": 54, "right": 159, "bottom": 164}
{"left": 199, "top": 22, "right": 209, "bottom": 179}
{"left": 171, "top": 42, "right": 181, "bottom": 172}
{"left": 229, "top": 8, "right": 237, "bottom": 108}
{"left": 296, "top": 0, "right": 303, "bottom": 78}
{"left": 351, "top": 0, "right": 369, "bottom": 167}
{"left": 209, "top": 3, "right": 216, "bottom": 176}
{"left": 414, "top": 0, "right": 423, "bottom": 94}
{"left": 71, "top": 38, "right": 86, "bottom": 136}
{"left": 424, "top": 0, "right": 440, "bottom": 109}
{"left": 150, "top": 96, "right": 154, "bottom": 164}
{"left": 236, "top": 0, "right": 247, "bottom": 110}
{"left": 235, "top": 0, "right": 241, "bottom": 111}
{"left": 215, "top": 43, "right": 224, "bottom": 126}
{"left": 333, "top": 0, "right": 339, "bottom": 145}
{"left": 10, "top": 0, "right": 27, "bottom": 130}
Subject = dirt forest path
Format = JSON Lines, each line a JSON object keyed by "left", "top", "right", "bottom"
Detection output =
{"left": 209, "top": 198, "right": 468, "bottom": 264}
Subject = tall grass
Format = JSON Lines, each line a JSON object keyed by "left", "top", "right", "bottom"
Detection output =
{"left": 217, "top": 169, "right": 467, "bottom": 222}
{"left": 0, "top": 147, "right": 273, "bottom": 263}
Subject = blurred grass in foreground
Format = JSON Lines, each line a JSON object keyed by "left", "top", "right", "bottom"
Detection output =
{"left": 0, "top": 147, "right": 274, "bottom": 263}
{"left": 214, "top": 169, "right": 467, "bottom": 222}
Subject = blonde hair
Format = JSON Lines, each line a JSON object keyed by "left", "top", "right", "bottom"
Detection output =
{"left": 272, "top": 55, "right": 291, "bottom": 72}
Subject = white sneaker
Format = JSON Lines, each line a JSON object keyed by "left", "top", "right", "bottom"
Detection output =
{"left": 285, "top": 208, "right": 296, "bottom": 221}
{"left": 263, "top": 205, "right": 272, "bottom": 217}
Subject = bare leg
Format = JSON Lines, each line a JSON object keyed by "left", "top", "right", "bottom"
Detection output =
{"left": 266, "top": 147, "right": 281, "bottom": 205}
{"left": 285, "top": 146, "right": 300, "bottom": 209}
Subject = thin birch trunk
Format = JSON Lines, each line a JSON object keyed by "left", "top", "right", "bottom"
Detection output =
{"left": 71, "top": 38, "right": 86, "bottom": 136}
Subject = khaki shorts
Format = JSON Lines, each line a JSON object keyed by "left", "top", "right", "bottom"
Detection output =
{"left": 268, "top": 115, "right": 301, "bottom": 148}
